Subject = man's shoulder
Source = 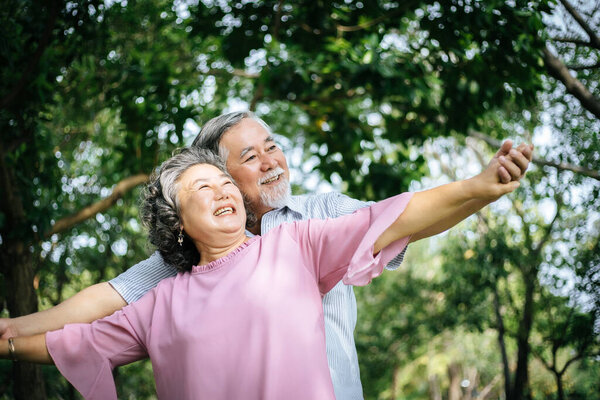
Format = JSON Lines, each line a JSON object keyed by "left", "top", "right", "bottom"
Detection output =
{"left": 289, "top": 192, "right": 366, "bottom": 219}
{"left": 133, "top": 251, "right": 169, "bottom": 268}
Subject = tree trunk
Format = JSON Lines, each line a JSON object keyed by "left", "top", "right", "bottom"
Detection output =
{"left": 510, "top": 277, "right": 535, "bottom": 400}
{"left": 428, "top": 374, "right": 442, "bottom": 400}
{"left": 463, "top": 367, "right": 478, "bottom": 400}
{"left": 447, "top": 362, "right": 462, "bottom": 400}
{"left": 0, "top": 145, "right": 47, "bottom": 400}
{"left": 1, "top": 241, "right": 47, "bottom": 400}
{"left": 493, "top": 286, "right": 512, "bottom": 399}
{"left": 554, "top": 371, "right": 565, "bottom": 400}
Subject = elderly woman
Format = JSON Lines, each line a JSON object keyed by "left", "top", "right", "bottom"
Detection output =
{"left": 1, "top": 147, "right": 519, "bottom": 399}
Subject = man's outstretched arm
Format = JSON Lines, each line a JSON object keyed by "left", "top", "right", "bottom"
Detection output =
{"left": 0, "top": 282, "right": 126, "bottom": 339}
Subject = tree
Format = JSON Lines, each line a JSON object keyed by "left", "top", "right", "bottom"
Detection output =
{"left": 1, "top": 2, "right": 106, "bottom": 397}
{"left": 434, "top": 135, "right": 599, "bottom": 400}
{"left": 2, "top": 0, "right": 598, "bottom": 398}
{"left": 0, "top": 0, "right": 205, "bottom": 397}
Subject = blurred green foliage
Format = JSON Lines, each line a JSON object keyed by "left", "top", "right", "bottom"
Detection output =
{"left": 1, "top": 0, "right": 598, "bottom": 399}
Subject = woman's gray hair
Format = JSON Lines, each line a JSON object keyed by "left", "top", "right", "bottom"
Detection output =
{"left": 191, "top": 111, "right": 273, "bottom": 159}
{"left": 140, "top": 147, "right": 232, "bottom": 272}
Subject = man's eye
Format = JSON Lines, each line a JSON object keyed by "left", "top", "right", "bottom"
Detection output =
{"left": 267, "top": 145, "right": 277, "bottom": 151}
{"left": 223, "top": 181, "right": 233, "bottom": 185}
{"left": 244, "top": 155, "right": 256, "bottom": 162}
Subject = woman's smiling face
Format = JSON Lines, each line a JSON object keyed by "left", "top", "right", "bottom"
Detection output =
{"left": 177, "top": 163, "right": 247, "bottom": 246}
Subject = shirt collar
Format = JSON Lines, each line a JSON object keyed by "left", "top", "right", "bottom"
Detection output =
{"left": 245, "top": 195, "right": 306, "bottom": 237}
{"left": 280, "top": 194, "right": 307, "bottom": 217}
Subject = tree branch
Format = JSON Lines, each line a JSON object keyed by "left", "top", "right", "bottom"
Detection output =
{"left": 272, "top": 0, "right": 284, "bottom": 41}
{"left": 335, "top": 2, "right": 417, "bottom": 33}
{"left": 567, "top": 61, "right": 600, "bottom": 70}
{"left": 534, "top": 193, "right": 563, "bottom": 253}
{"left": 552, "top": 36, "right": 598, "bottom": 48}
{"left": 478, "top": 374, "right": 501, "bottom": 399}
{"left": 337, "top": 10, "right": 400, "bottom": 32}
{"left": 468, "top": 130, "right": 600, "bottom": 181}
{"left": 206, "top": 68, "right": 259, "bottom": 79}
{"left": 45, "top": 173, "right": 149, "bottom": 237}
{"left": 532, "top": 346, "right": 554, "bottom": 371}
{"left": 559, "top": 352, "right": 585, "bottom": 374}
{"left": 543, "top": 47, "right": 600, "bottom": 119}
{"left": 559, "top": 0, "right": 600, "bottom": 50}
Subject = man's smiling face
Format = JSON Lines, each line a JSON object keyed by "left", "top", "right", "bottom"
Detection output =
{"left": 220, "top": 118, "right": 290, "bottom": 219}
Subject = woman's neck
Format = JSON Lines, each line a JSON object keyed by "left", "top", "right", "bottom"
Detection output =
{"left": 195, "top": 233, "right": 250, "bottom": 265}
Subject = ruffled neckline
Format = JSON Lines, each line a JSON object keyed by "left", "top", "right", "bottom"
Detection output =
{"left": 191, "top": 236, "right": 259, "bottom": 274}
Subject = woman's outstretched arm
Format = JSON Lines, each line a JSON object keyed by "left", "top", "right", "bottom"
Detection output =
{"left": 374, "top": 156, "right": 522, "bottom": 253}
{"left": 1, "top": 335, "right": 53, "bottom": 364}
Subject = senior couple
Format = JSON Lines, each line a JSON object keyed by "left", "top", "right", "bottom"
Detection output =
{"left": 0, "top": 111, "right": 533, "bottom": 399}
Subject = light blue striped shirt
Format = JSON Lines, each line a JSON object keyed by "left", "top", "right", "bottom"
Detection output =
{"left": 110, "top": 192, "right": 406, "bottom": 400}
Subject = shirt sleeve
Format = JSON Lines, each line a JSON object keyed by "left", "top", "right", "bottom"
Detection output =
{"left": 109, "top": 251, "right": 177, "bottom": 303}
{"left": 46, "top": 288, "right": 158, "bottom": 400}
{"left": 289, "top": 192, "right": 414, "bottom": 295}
{"left": 328, "top": 192, "right": 407, "bottom": 271}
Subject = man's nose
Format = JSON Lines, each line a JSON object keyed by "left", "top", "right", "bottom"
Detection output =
{"left": 260, "top": 154, "right": 278, "bottom": 170}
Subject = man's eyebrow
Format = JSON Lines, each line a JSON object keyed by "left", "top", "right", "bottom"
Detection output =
{"left": 240, "top": 145, "right": 254, "bottom": 159}
{"left": 239, "top": 136, "right": 276, "bottom": 158}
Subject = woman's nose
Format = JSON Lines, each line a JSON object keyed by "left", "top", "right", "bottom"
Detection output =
{"left": 215, "top": 186, "right": 229, "bottom": 200}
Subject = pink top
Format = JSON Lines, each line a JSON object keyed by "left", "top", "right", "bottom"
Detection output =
{"left": 46, "top": 193, "right": 412, "bottom": 399}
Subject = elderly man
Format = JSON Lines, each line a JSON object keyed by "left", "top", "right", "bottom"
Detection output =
{"left": 0, "top": 111, "right": 533, "bottom": 399}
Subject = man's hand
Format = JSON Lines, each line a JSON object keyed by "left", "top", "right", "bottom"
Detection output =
{"left": 0, "top": 318, "right": 18, "bottom": 339}
{"left": 0, "top": 282, "right": 126, "bottom": 338}
{"left": 494, "top": 140, "right": 534, "bottom": 183}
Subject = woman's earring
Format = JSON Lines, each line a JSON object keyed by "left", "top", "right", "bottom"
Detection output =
{"left": 178, "top": 227, "right": 184, "bottom": 246}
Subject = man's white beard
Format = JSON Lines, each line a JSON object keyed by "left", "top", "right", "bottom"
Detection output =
{"left": 258, "top": 168, "right": 291, "bottom": 210}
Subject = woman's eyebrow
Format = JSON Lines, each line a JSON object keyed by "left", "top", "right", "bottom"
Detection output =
{"left": 189, "top": 174, "right": 229, "bottom": 186}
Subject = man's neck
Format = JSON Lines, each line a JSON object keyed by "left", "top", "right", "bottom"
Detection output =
{"left": 247, "top": 206, "right": 274, "bottom": 235}
{"left": 248, "top": 221, "right": 262, "bottom": 235}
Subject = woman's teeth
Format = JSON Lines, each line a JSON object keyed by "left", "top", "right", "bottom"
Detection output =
{"left": 214, "top": 207, "right": 234, "bottom": 216}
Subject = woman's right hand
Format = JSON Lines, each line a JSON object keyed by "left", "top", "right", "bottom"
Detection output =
{"left": 467, "top": 156, "right": 523, "bottom": 202}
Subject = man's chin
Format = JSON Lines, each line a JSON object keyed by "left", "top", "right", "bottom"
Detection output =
{"left": 259, "top": 183, "right": 291, "bottom": 209}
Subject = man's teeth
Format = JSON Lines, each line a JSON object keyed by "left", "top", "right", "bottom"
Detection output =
{"left": 262, "top": 175, "right": 280, "bottom": 184}
{"left": 214, "top": 207, "right": 234, "bottom": 216}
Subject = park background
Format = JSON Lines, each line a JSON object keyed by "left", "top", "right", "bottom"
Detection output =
{"left": 0, "top": 0, "right": 598, "bottom": 399}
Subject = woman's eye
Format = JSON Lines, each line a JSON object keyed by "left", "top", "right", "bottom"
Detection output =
{"left": 268, "top": 145, "right": 277, "bottom": 151}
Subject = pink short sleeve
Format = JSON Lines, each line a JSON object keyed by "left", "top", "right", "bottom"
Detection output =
{"left": 287, "top": 193, "right": 413, "bottom": 294}
{"left": 46, "top": 289, "right": 157, "bottom": 399}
